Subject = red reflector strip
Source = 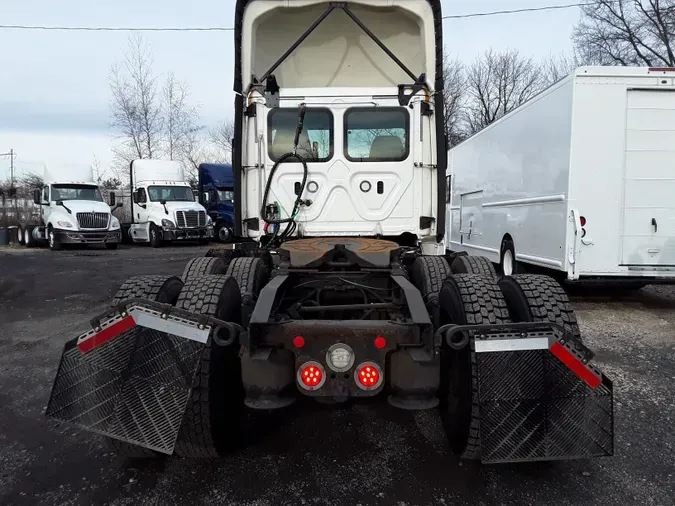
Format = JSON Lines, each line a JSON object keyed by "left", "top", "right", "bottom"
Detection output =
{"left": 550, "top": 341, "right": 601, "bottom": 389}
{"left": 649, "top": 67, "right": 675, "bottom": 72}
{"left": 78, "top": 315, "right": 136, "bottom": 354}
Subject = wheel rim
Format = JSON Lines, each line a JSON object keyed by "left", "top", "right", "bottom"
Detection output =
{"left": 25, "top": 230, "right": 31, "bottom": 245}
{"left": 218, "top": 227, "right": 229, "bottom": 241}
{"left": 503, "top": 250, "right": 514, "bottom": 276}
{"left": 151, "top": 229, "right": 156, "bottom": 241}
{"left": 49, "top": 231, "right": 54, "bottom": 248}
{"left": 18, "top": 229, "right": 23, "bottom": 242}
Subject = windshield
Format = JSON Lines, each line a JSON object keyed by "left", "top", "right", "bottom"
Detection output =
{"left": 148, "top": 186, "right": 194, "bottom": 202}
{"left": 51, "top": 184, "right": 103, "bottom": 202}
{"left": 217, "top": 189, "right": 234, "bottom": 202}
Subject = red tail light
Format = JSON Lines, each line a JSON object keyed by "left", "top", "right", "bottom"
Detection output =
{"left": 297, "top": 361, "right": 325, "bottom": 390}
{"left": 355, "top": 362, "right": 383, "bottom": 391}
{"left": 374, "top": 336, "right": 387, "bottom": 349}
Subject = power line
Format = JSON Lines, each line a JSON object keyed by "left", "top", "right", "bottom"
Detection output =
{"left": 442, "top": 1, "right": 609, "bottom": 19}
{"left": 0, "top": 2, "right": 609, "bottom": 32}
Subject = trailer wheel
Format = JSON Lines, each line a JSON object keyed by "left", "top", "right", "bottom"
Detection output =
{"left": 16, "top": 227, "right": 24, "bottom": 245}
{"left": 174, "top": 275, "right": 243, "bottom": 458}
{"left": 438, "top": 273, "right": 511, "bottom": 459}
{"left": 498, "top": 274, "right": 581, "bottom": 341}
{"left": 106, "top": 274, "right": 184, "bottom": 459}
{"left": 410, "top": 256, "right": 451, "bottom": 326}
{"left": 450, "top": 255, "right": 497, "bottom": 279}
{"left": 499, "top": 238, "right": 518, "bottom": 276}
{"left": 24, "top": 226, "right": 35, "bottom": 248}
{"left": 181, "top": 256, "right": 228, "bottom": 281}
{"left": 226, "top": 257, "right": 270, "bottom": 326}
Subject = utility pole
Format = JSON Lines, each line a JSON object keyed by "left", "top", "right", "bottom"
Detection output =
{"left": 0, "top": 149, "right": 16, "bottom": 185}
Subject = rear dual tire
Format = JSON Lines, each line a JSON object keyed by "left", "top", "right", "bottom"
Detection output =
{"left": 173, "top": 275, "right": 244, "bottom": 458}
{"left": 436, "top": 271, "right": 581, "bottom": 460}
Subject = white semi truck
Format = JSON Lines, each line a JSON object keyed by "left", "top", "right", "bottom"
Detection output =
{"left": 47, "top": 1, "right": 614, "bottom": 468}
{"left": 113, "top": 159, "right": 214, "bottom": 247}
{"left": 446, "top": 66, "right": 675, "bottom": 286}
{"left": 20, "top": 166, "right": 121, "bottom": 250}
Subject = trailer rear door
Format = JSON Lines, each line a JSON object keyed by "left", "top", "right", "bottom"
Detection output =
{"left": 621, "top": 89, "right": 675, "bottom": 267}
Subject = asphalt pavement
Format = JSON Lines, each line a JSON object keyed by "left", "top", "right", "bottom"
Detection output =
{"left": 0, "top": 244, "right": 673, "bottom": 506}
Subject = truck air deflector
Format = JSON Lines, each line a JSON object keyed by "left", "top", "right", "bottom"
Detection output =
{"left": 45, "top": 300, "right": 243, "bottom": 455}
{"left": 253, "top": 2, "right": 422, "bottom": 100}
{"left": 438, "top": 322, "right": 613, "bottom": 463}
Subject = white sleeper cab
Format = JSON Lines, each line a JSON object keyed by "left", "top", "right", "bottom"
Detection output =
{"left": 447, "top": 66, "right": 675, "bottom": 286}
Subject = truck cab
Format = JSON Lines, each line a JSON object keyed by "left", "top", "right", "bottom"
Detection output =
{"left": 198, "top": 163, "right": 235, "bottom": 242}
{"left": 28, "top": 168, "right": 121, "bottom": 250}
{"left": 127, "top": 159, "right": 214, "bottom": 247}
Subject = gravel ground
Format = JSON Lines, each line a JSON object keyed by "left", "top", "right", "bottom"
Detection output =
{"left": 0, "top": 244, "right": 673, "bottom": 506}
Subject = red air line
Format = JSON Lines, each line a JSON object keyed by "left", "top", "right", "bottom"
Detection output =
{"left": 550, "top": 342, "right": 601, "bottom": 389}
{"left": 77, "top": 315, "right": 136, "bottom": 353}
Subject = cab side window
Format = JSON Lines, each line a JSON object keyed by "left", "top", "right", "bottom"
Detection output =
{"left": 138, "top": 188, "right": 147, "bottom": 203}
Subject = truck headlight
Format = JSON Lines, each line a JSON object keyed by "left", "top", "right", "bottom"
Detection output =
{"left": 162, "top": 219, "right": 176, "bottom": 230}
{"left": 110, "top": 217, "right": 120, "bottom": 230}
{"left": 56, "top": 221, "right": 74, "bottom": 228}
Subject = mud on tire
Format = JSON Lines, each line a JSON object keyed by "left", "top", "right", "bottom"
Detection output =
{"left": 106, "top": 274, "right": 184, "bottom": 459}
{"left": 438, "top": 273, "right": 511, "bottom": 460}
{"left": 498, "top": 274, "right": 581, "bottom": 341}
{"left": 181, "top": 256, "right": 228, "bottom": 281}
{"left": 450, "top": 255, "right": 497, "bottom": 279}
{"left": 173, "top": 275, "right": 243, "bottom": 458}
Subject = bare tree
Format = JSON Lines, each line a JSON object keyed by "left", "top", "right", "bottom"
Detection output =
{"left": 19, "top": 172, "right": 44, "bottom": 192}
{"left": 463, "top": 49, "right": 542, "bottom": 135}
{"left": 208, "top": 120, "right": 235, "bottom": 162}
{"left": 109, "top": 34, "right": 163, "bottom": 162}
{"left": 574, "top": 0, "right": 675, "bottom": 67}
{"left": 442, "top": 52, "right": 466, "bottom": 147}
{"left": 163, "top": 73, "right": 200, "bottom": 160}
{"left": 541, "top": 52, "right": 581, "bottom": 86}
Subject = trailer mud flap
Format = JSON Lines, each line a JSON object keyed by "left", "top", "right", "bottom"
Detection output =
{"left": 442, "top": 323, "right": 614, "bottom": 463}
{"left": 45, "top": 303, "right": 218, "bottom": 455}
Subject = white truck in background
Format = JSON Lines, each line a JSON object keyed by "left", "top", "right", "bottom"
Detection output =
{"left": 447, "top": 66, "right": 675, "bottom": 286}
{"left": 112, "top": 159, "right": 213, "bottom": 247}
{"left": 20, "top": 166, "right": 122, "bottom": 251}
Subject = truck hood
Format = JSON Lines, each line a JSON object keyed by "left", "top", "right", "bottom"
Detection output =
{"left": 161, "top": 201, "right": 205, "bottom": 213}
{"left": 58, "top": 200, "right": 113, "bottom": 214}
{"left": 207, "top": 201, "right": 235, "bottom": 225}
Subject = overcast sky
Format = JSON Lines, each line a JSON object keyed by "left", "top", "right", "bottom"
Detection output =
{"left": 0, "top": 0, "right": 581, "bottom": 181}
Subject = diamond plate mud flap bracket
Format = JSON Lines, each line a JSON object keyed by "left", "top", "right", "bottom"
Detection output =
{"left": 437, "top": 322, "right": 614, "bottom": 463}
{"left": 45, "top": 298, "right": 244, "bottom": 455}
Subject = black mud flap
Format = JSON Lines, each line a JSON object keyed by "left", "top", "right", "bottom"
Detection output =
{"left": 442, "top": 322, "right": 614, "bottom": 463}
{"left": 45, "top": 300, "right": 240, "bottom": 455}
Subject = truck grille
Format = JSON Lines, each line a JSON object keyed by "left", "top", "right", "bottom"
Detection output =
{"left": 76, "top": 212, "right": 109, "bottom": 229}
{"left": 175, "top": 210, "right": 206, "bottom": 229}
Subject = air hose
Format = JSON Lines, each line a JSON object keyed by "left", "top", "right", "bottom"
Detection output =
{"left": 260, "top": 104, "right": 309, "bottom": 243}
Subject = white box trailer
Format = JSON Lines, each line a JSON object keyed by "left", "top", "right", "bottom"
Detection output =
{"left": 446, "top": 66, "right": 675, "bottom": 285}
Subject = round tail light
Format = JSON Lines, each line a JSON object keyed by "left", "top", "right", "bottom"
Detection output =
{"left": 297, "top": 361, "right": 326, "bottom": 390}
{"left": 355, "top": 362, "right": 383, "bottom": 391}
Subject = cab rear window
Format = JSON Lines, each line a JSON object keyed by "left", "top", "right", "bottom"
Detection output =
{"left": 268, "top": 108, "right": 333, "bottom": 162}
{"left": 344, "top": 108, "right": 409, "bottom": 162}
